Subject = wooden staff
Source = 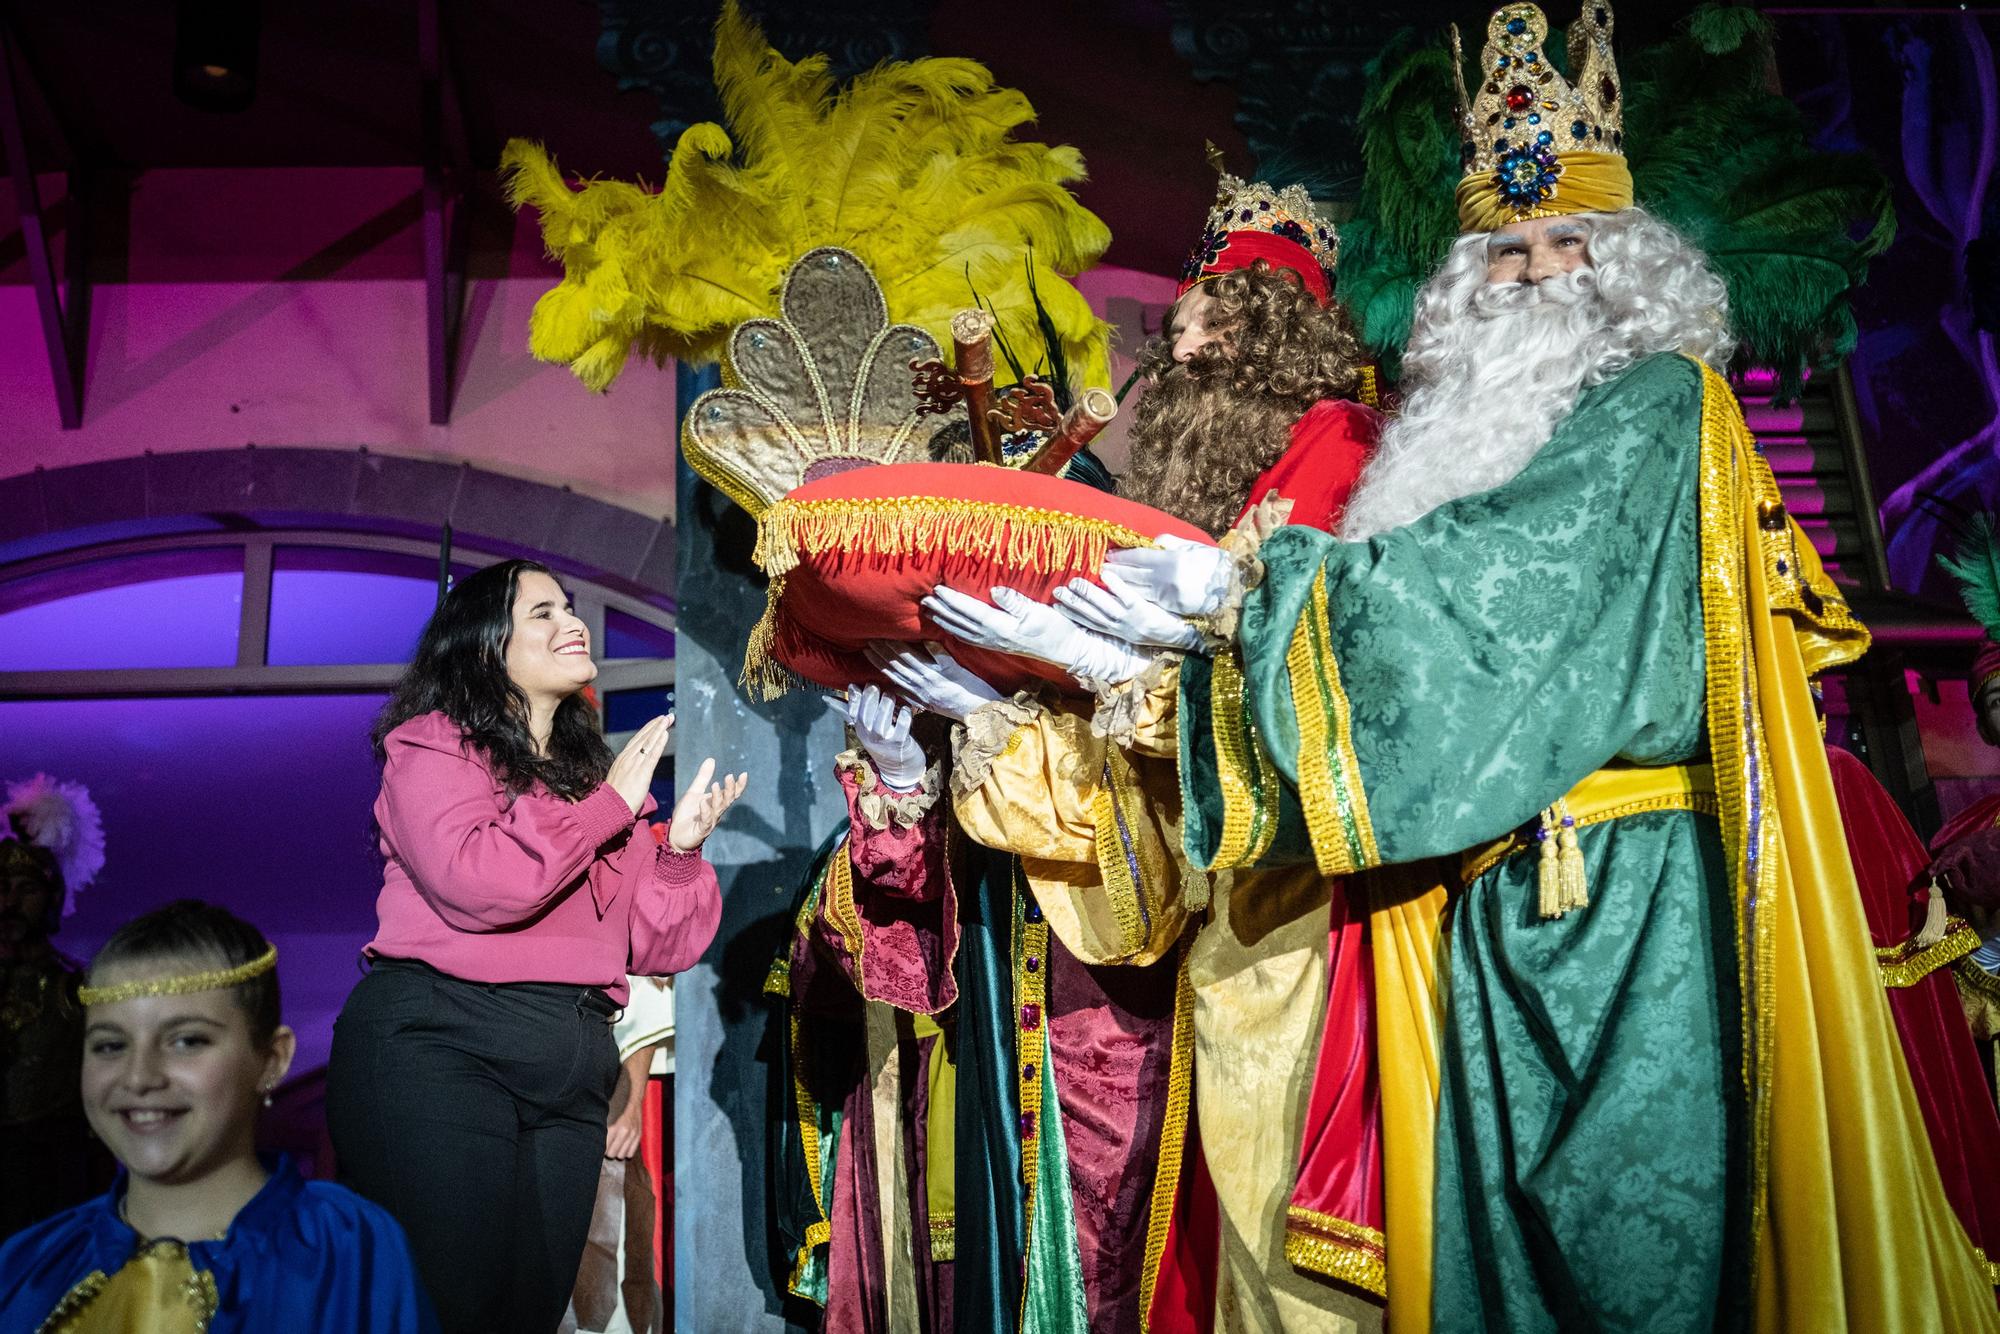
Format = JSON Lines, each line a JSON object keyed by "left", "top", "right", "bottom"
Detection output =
{"left": 951, "top": 309, "right": 1002, "bottom": 464}
{"left": 1022, "top": 388, "right": 1117, "bottom": 475}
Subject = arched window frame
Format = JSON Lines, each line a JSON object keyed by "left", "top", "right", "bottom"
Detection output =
{"left": 0, "top": 530, "right": 675, "bottom": 746}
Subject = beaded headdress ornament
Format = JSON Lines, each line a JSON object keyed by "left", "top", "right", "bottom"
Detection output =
{"left": 1179, "top": 169, "right": 1341, "bottom": 306}
{"left": 1450, "top": 2, "right": 1631, "bottom": 232}
{"left": 78, "top": 944, "right": 279, "bottom": 1007}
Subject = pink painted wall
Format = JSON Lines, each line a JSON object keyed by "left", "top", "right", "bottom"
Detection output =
{"left": 0, "top": 168, "right": 1177, "bottom": 516}
{"left": 0, "top": 169, "right": 680, "bottom": 516}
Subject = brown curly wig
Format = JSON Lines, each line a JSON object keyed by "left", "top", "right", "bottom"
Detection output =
{"left": 1119, "top": 261, "right": 1365, "bottom": 537}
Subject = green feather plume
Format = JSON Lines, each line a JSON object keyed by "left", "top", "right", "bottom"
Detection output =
{"left": 1938, "top": 514, "right": 2000, "bottom": 642}
{"left": 1340, "top": 3, "right": 1895, "bottom": 396}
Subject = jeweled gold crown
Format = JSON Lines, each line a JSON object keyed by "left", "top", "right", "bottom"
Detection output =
{"left": 1450, "top": 2, "right": 1631, "bottom": 231}
{"left": 1180, "top": 173, "right": 1341, "bottom": 302}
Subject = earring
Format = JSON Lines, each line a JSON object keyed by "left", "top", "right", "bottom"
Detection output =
{"left": 260, "top": 1088, "right": 273, "bottom": 1108}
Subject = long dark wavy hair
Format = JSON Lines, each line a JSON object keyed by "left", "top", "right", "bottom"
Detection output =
{"left": 372, "top": 559, "right": 612, "bottom": 799}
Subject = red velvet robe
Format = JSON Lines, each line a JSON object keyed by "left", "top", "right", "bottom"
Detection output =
{"left": 1826, "top": 746, "right": 2000, "bottom": 1293}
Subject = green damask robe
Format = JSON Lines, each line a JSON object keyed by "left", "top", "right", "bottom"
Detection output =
{"left": 1184, "top": 354, "right": 1744, "bottom": 1331}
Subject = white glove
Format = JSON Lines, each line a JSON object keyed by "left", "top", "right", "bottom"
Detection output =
{"left": 922, "top": 585, "right": 1151, "bottom": 685}
{"left": 831, "top": 683, "right": 927, "bottom": 791}
{"left": 1100, "top": 535, "right": 1234, "bottom": 617}
{"left": 1052, "top": 570, "right": 1207, "bottom": 653}
{"left": 865, "top": 641, "right": 1003, "bottom": 724}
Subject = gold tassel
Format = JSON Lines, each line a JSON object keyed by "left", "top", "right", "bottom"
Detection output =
{"left": 1557, "top": 807, "right": 1589, "bottom": 913}
{"left": 1912, "top": 879, "right": 1949, "bottom": 950}
{"left": 1537, "top": 801, "right": 1589, "bottom": 918}
{"left": 1538, "top": 807, "right": 1563, "bottom": 918}
{"left": 738, "top": 576, "right": 789, "bottom": 700}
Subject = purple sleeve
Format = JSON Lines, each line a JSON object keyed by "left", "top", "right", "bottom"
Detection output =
{"left": 377, "top": 722, "right": 635, "bottom": 931}
{"left": 838, "top": 765, "right": 947, "bottom": 901}
{"left": 628, "top": 844, "right": 724, "bottom": 976}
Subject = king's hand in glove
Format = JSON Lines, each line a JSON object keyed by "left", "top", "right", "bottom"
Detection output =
{"left": 921, "top": 585, "right": 1151, "bottom": 687}
{"left": 865, "top": 641, "right": 1003, "bottom": 724}
{"left": 1099, "top": 535, "right": 1235, "bottom": 619}
{"left": 1052, "top": 569, "right": 1207, "bottom": 654}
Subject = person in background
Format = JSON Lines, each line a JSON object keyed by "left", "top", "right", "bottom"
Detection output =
{"left": 563, "top": 974, "right": 674, "bottom": 1334}
{"left": 324, "top": 558, "right": 742, "bottom": 1334}
{"left": 0, "top": 899, "right": 437, "bottom": 1333}
{"left": 0, "top": 774, "right": 109, "bottom": 1243}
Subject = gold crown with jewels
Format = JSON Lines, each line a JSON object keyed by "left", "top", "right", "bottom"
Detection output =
{"left": 1449, "top": 2, "right": 1632, "bottom": 232}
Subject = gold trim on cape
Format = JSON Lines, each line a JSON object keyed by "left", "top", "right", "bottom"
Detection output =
{"left": 1283, "top": 1205, "right": 1389, "bottom": 1299}
{"left": 1287, "top": 567, "right": 1380, "bottom": 875}
{"left": 1877, "top": 921, "right": 1980, "bottom": 989}
{"left": 1138, "top": 937, "right": 1198, "bottom": 1327}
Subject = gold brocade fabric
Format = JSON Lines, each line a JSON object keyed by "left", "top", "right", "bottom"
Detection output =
{"left": 1190, "top": 865, "right": 1380, "bottom": 1334}
{"left": 42, "top": 1241, "right": 216, "bottom": 1334}
{"left": 951, "top": 691, "right": 1187, "bottom": 967}
{"left": 1683, "top": 361, "right": 1999, "bottom": 1331}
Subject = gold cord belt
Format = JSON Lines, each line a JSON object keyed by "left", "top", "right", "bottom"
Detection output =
{"left": 1461, "top": 764, "right": 1719, "bottom": 915}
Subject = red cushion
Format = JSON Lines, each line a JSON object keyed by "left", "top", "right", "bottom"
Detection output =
{"left": 763, "top": 462, "right": 1213, "bottom": 696}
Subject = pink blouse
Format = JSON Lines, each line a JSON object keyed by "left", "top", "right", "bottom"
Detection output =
{"left": 364, "top": 711, "right": 722, "bottom": 1005}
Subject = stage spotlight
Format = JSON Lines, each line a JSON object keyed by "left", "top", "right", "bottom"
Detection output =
{"left": 173, "top": 0, "right": 261, "bottom": 113}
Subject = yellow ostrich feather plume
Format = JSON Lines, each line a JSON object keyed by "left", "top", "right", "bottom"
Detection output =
{"left": 502, "top": 2, "right": 1112, "bottom": 393}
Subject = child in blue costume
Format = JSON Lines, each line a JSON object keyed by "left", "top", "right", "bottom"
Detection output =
{"left": 0, "top": 900, "right": 435, "bottom": 1333}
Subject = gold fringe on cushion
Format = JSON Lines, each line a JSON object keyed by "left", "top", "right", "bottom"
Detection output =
{"left": 753, "top": 496, "right": 1158, "bottom": 580}
{"left": 738, "top": 575, "right": 812, "bottom": 702}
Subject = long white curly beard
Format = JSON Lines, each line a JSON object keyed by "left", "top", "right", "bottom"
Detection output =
{"left": 1338, "top": 268, "right": 1608, "bottom": 541}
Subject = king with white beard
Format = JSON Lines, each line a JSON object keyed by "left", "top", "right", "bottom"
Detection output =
{"left": 1096, "top": 3, "right": 2000, "bottom": 1331}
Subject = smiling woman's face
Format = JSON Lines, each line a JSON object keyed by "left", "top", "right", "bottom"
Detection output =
{"left": 502, "top": 570, "right": 596, "bottom": 702}
{"left": 81, "top": 968, "right": 293, "bottom": 1187}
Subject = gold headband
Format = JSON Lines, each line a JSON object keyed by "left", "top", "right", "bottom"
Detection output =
{"left": 79, "top": 944, "right": 278, "bottom": 1006}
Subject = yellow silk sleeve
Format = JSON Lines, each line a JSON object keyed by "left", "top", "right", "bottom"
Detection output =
{"left": 952, "top": 697, "right": 1189, "bottom": 966}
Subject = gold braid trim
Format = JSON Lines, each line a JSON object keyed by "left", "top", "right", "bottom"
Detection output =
{"left": 1877, "top": 920, "right": 1980, "bottom": 989}
{"left": 1974, "top": 1243, "right": 2000, "bottom": 1288}
{"left": 1139, "top": 938, "right": 1197, "bottom": 1328}
{"left": 1283, "top": 1206, "right": 1388, "bottom": 1299}
{"left": 1286, "top": 567, "right": 1379, "bottom": 876}
{"left": 929, "top": 1217, "right": 956, "bottom": 1263}
{"left": 1207, "top": 647, "right": 1278, "bottom": 870}
{"left": 37, "top": 1270, "right": 110, "bottom": 1334}
{"left": 1016, "top": 874, "right": 1052, "bottom": 1247}
{"left": 822, "top": 845, "right": 868, "bottom": 984}
{"left": 1692, "top": 357, "right": 1781, "bottom": 1272}
{"left": 1090, "top": 750, "right": 1159, "bottom": 959}
{"left": 754, "top": 496, "right": 1159, "bottom": 580}
{"left": 785, "top": 1003, "right": 833, "bottom": 1301}
{"left": 79, "top": 945, "right": 277, "bottom": 1006}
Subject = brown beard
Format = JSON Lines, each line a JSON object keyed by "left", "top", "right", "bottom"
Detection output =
{"left": 1117, "top": 349, "right": 1302, "bottom": 538}
{"left": 1117, "top": 263, "right": 1364, "bottom": 537}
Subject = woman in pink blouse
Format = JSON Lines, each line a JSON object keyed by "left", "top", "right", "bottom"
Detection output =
{"left": 324, "top": 559, "right": 743, "bottom": 1334}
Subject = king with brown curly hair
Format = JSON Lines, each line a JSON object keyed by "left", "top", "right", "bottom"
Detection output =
{"left": 1119, "top": 179, "right": 1381, "bottom": 541}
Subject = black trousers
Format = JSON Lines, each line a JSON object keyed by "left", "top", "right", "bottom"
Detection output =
{"left": 326, "top": 958, "right": 619, "bottom": 1334}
